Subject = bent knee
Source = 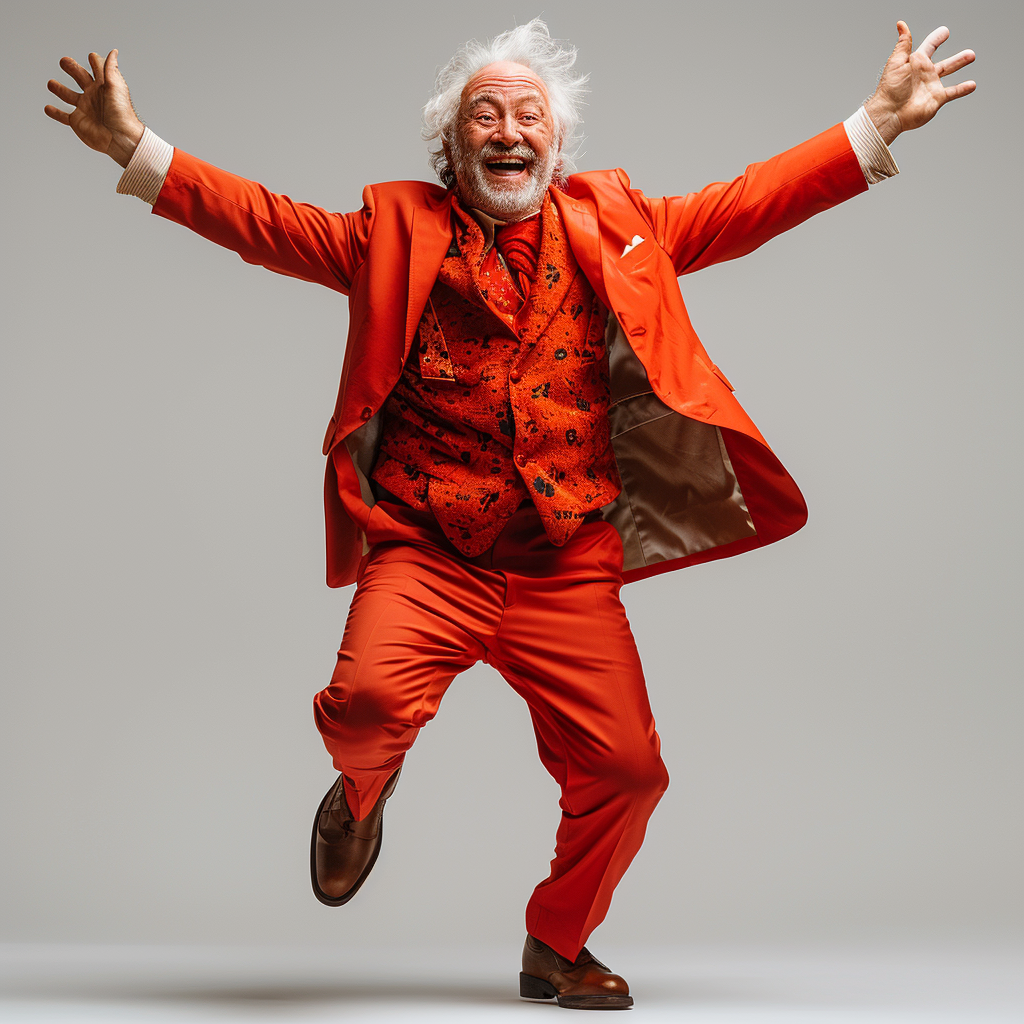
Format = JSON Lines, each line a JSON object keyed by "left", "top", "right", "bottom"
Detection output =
{"left": 314, "top": 679, "right": 413, "bottom": 735}
{"left": 637, "top": 756, "right": 670, "bottom": 801}
{"left": 606, "top": 751, "right": 669, "bottom": 802}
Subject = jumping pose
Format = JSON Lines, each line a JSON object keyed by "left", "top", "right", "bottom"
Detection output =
{"left": 46, "top": 19, "right": 975, "bottom": 1009}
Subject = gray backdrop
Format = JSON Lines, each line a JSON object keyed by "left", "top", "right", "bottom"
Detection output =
{"left": 3, "top": 0, "right": 1020, "bottom": 951}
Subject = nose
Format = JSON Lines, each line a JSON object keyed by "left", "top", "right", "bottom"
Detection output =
{"left": 492, "top": 114, "right": 522, "bottom": 147}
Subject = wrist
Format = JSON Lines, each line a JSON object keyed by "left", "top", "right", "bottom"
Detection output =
{"left": 863, "top": 96, "right": 902, "bottom": 146}
{"left": 107, "top": 121, "right": 145, "bottom": 168}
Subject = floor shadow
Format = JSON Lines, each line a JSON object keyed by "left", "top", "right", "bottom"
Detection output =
{"left": 1, "top": 978, "right": 523, "bottom": 1008}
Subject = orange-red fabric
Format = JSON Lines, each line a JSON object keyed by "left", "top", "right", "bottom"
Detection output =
{"left": 494, "top": 211, "right": 543, "bottom": 296}
{"left": 370, "top": 194, "right": 620, "bottom": 556}
{"left": 312, "top": 500, "right": 668, "bottom": 960}
{"left": 149, "top": 122, "right": 868, "bottom": 586}
{"left": 145, "top": 124, "right": 865, "bottom": 958}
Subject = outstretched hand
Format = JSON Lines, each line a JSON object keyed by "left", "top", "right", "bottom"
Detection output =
{"left": 45, "top": 49, "right": 145, "bottom": 167}
{"left": 865, "top": 22, "right": 976, "bottom": 144}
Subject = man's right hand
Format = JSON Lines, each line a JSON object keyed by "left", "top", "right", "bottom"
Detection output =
{"left": 45, "top": 49, "right": 145, "bottom": 168}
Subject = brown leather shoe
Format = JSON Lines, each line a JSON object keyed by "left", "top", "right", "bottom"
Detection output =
{"left": 310, "top": 767, "right": 401, "bottom": 907}
{"left": 520, "top": 934, "right": 633, "bottom": 1009}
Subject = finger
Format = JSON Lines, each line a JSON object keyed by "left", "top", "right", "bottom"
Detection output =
{"left": 894, "top": 20, "right": 913, "bottom": 57}
{"left": 88, "top": 51, "right": 105, "bottom": 85}
{"left": 59, "top": 55, "right": 93, "bottom": 88}
{"left": 916, "top": 25, "right": 949, "bottom": 60}
{"left": 44, "top": 104, "right": 72, "bottom": 126}
{"left": 943, "top": 80, "right": 977, "bottom": 103}
{"left": 935, "top": 49, "right": 975, "bottom": 78}
{"left": 47, "top": 79, "right": 81, "bottom": 104}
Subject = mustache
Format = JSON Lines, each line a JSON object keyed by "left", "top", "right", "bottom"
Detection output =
{"left": 477, "top": 143, "right": 536, "bottom": 162}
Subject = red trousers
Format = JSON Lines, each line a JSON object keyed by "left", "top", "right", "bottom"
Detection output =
{"left": 312, "top": 500, "right": 669, "bottom": 960}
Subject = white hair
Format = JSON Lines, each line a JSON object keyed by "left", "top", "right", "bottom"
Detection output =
{"left": 423, "top": 18, "right": 588, "bottom": 188}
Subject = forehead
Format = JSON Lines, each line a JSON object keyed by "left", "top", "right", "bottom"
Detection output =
{"left": 461, "top": 61, "right": 551, "bottom": 109}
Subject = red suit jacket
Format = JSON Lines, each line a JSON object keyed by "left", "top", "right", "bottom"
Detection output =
{"left": 151, "top": 122, "right": 867, "bottom": 587}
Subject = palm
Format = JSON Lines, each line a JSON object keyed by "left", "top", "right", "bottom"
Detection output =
{"left": 874, "top": 23, "right": 976, "bottom": 135}
{"left": 45, "top": 50, "right": 143, "bottom": 162}
{"left": 882, "top": 53, "right": 946, "bottom": 130}
{"left": 66, "top": 76, "right": 113, "bottom": 152}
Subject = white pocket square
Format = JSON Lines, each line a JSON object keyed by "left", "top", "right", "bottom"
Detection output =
{"left": 620, "top": 235, "right": 645, "bottom": 258}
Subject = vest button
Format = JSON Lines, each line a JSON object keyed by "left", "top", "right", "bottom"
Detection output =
{"left": 360, "top": 406, "right": 373, "bottom": 421}
{"left": 509, "top": 371, "right": 521, "bottom": 383}
{"left": 515, "top": 453, "right": 527, "bottom": 468}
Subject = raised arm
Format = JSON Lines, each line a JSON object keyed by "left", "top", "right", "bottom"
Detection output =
{"left": 628, "top": 21, "right": 975, "bottom": 277}
{"left": 45, "top": 49, "right": 372, "bottom": 294}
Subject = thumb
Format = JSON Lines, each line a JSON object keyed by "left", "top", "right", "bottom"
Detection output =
{"left": 104, "top": 48, "right": 121, "bottom": 81}
{"left": 894, "top": 20, "right": 913, "bottom": 57}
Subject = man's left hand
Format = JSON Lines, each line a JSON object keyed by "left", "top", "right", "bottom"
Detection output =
{"left": 864, "top": 22, "right": 976, "bottom": 145}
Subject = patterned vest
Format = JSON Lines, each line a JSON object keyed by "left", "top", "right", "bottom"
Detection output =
{"left": 371, "top": 194, "right": 622, "bottom": 556}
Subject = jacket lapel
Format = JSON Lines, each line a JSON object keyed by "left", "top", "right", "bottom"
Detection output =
{"left": 405, "top": 198, "right": 455, "bottom": 359}
{"left": 550, "top": 188, "right": 609, "bottom": 309}
{"left": 513, "top": 195, "right": 575, "bottom": 342}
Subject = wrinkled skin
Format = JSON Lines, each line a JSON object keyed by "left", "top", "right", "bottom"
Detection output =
{"left": 445, "top": 60, "right": 559, "bottom": 221}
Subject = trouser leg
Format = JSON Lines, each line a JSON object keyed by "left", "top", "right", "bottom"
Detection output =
{"left": 312, "top": 541, "right": 499, "bottom": 821}
{"left": 487, "top": 525, "right": 669, "bottom": 962}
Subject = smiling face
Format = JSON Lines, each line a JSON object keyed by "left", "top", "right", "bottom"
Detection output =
{"left": 448, "top": 61, "right": 559, "bottom": 221}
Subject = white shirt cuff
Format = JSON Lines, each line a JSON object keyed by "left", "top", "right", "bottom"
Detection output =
{"left": 115, "top": 126, "right": 174, "bottom": 205}
{"left": 843, "top": 105, "right": 900, "bottom": 185}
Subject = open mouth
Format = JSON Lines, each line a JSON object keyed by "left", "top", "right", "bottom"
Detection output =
{"left": 484, "top": 158, "right": 530, "bottom": 177}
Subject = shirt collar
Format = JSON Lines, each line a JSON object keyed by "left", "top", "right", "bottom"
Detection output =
{"left": 464, "top": 204, "right": 542, "bottom": 252}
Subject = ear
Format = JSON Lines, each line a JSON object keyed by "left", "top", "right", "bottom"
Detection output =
{"left": 553, "top": 132, "right": 566, "bottom": 175}
{"left": 439, "top": 137, "right": 458, "bottom": 188}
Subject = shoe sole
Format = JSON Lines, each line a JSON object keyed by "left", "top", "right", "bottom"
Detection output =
{"left": 309, "top": 770, "right": 398, "bottom": 908}
{"left": 520, "top": 972, "right": 634, "bottom": 1009}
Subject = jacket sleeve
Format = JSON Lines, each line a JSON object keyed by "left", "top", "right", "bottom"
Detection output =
{"left": 150, "top": 147, "right": 373, "bottom": 295}
{"left": 626, "top": 123, "right": 868, "bottom": 277}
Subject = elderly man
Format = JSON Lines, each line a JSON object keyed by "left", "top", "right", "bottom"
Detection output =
{"left": 46, "top": 19, "right": 974, "bottom": 1010}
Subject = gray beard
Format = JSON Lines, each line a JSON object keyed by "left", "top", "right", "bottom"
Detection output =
{"left": 451, "top": 138, "right": 557, "bottom": 221}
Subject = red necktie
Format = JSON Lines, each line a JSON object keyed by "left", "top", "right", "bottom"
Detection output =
{"left": 495, "top": 214, "right": 542, "bottom": 297}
